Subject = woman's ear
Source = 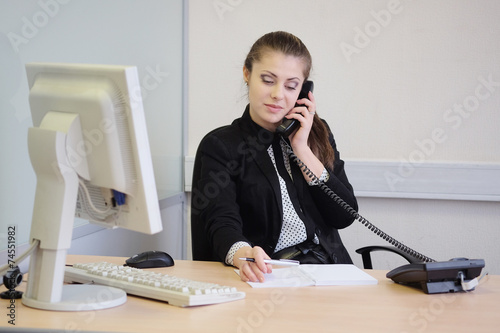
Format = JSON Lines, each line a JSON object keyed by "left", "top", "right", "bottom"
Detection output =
{"left": 243, "top": 66, "right": 250, "bottom": 84}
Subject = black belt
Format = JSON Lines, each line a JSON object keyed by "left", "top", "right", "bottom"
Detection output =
{"left": 272, "top": 240, "right": 334, "bottom": 264}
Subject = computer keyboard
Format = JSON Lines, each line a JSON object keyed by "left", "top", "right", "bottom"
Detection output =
{"left": 64, "top": 262, "right": 245, "bottom": 307}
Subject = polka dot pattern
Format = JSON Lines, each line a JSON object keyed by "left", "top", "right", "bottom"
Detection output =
{"left": 225, "top": 241, "right": 251, "bottom": 265}
{"left": 268, "top": 144, "right": 307, "bottom": 252}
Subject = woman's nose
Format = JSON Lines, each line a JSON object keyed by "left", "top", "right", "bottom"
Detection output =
{"left": 271, "top": 85, "right": 284, "bottom": 100}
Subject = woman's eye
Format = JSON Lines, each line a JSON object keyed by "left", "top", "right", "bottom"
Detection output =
{"left": 260, "top": 75, "right": 274, "bottom": 84}
{"left": 286, "top": 85, "right": 297, "bottom": 90}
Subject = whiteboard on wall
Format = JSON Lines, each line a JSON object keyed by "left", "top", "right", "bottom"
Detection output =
{"left": 186, "top": 0, "right": 500, "bottom": 201}
{"left": 0, "top": 0, "right": 184, "bottom": 248}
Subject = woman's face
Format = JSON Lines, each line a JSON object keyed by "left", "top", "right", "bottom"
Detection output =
{"left": 244, "top": 51, "right": 305, "bottom": 132}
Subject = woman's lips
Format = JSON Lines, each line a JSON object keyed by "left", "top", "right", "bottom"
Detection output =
{"left": 265, "top": 104, "right": 283, "bottom": 113}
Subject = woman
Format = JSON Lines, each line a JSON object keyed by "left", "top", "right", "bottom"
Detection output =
{"left": 191, "top": 31, "right": 358, "bottom": 283}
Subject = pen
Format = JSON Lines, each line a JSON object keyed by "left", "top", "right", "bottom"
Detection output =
{"left": 238, "top": 258, "right": 300, "bottom": 266}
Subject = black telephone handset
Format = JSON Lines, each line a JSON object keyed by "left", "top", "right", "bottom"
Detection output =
{"left": 276, "top": 80, "right": 314, "bottom": 138}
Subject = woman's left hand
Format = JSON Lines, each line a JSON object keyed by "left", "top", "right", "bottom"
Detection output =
{"left": 284, "top": 91, "right": 326, "bottom": 182}
{"left": 285, "top": 90, "right": 316, "bottom": 148}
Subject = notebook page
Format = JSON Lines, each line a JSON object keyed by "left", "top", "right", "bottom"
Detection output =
{"left": 299, "top": 264, "right": 378, "bottom": 286}
{"left": 235, "top": 266, "right": 314, "bottom": 288}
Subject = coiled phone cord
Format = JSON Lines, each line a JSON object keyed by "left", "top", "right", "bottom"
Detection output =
{"left": 283, "top": 141, "right": 436, "bottom": 263}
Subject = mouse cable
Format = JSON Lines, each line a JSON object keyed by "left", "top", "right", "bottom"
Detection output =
{"left": 77, "top": 178, "right": 123, "bottom": 225}
{"left": 0, "top": 239, "right": 40, "bottom": 278}
{"left": 78, "top": 179, "right": 113, "bottom": 215}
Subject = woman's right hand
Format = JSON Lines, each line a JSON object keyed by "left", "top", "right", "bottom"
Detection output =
{"left": 233, "top": 246, "right": 272, "bottom": 282}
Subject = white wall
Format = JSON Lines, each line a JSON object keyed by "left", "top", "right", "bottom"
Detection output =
{"left": 187, "top": 0, "right": 500, "bottom": 273}
{"left": 1, "top": 0, "right": 498, "bottom": 277}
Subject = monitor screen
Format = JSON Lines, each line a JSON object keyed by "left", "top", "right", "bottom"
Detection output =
{"left": 21, "top": 62, "right": 163, "bottom": 311}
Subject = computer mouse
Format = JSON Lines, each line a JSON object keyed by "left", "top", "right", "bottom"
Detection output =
{"left": 125, "top": 250, "right": 174, "bottom": 268}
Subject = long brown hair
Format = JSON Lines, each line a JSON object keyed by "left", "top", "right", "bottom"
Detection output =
{"left": 244, "top": 31, "right": 335, "bottom": 170}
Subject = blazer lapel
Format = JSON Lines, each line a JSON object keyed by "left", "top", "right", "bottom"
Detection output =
{"left": 237, "top": 106, "right": 284, "bottom": 220}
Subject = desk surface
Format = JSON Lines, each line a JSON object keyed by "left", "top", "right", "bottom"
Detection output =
{"left": 1, "top": 255, "right": 499, "bottom": 333}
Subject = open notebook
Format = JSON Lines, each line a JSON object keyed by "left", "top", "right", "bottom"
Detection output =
{"left": 236, "top": 264, "right": 378, "bottom": 288}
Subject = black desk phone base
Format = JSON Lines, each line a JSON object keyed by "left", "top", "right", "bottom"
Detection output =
{"left": 386, "top": 258, "right": 485, "bottom": 294}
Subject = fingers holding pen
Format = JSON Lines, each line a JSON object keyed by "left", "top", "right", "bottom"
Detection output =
{"left": 234, "top": 246, "right": 272, "bottom": 283}
{"left": 240, "top": 262, "right": 268, "bottom": 283}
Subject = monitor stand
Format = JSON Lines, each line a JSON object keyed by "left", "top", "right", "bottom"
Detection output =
{"left": 23, "top": 283, "right": 126, "bottom": 312}
{"left": 22, "top": 113, "right": 126, "bottom": 311}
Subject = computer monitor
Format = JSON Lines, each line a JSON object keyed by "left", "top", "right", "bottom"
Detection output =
{"left": 22, "top": 62, "right": 163, "bottom": 311}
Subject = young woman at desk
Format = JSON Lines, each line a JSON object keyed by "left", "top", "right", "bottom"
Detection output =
{"left": 191, "top": 31, "right": 358, "bottom": 283}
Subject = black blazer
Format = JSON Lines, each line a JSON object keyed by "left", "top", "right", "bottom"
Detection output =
{"left": 191, "top": 106, "right": 358, "bottom": 264}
